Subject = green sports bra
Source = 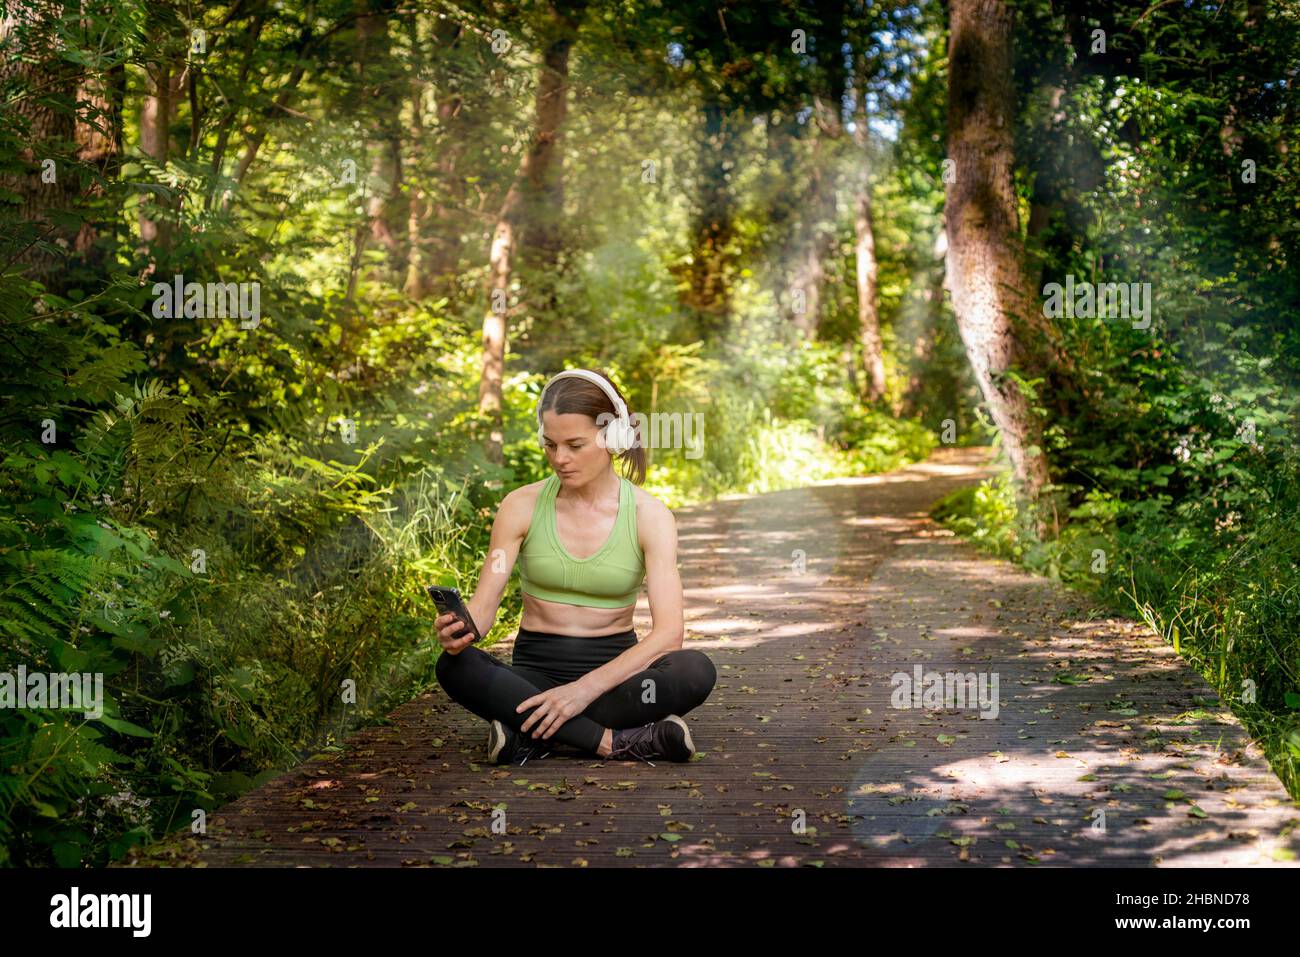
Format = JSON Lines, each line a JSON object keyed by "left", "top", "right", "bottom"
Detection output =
{"left": 516, "top": 474, "right": 646, "bottom": 608}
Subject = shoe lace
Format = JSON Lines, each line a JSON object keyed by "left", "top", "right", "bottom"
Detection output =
{"left": 608, "top": 722, "right": 659, "bottom": 767}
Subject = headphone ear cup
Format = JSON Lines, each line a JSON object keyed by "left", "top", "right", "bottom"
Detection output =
{"left": 607, "top": 418, "right": 635, "bottom": 454}
{"left": 595, "top": 422, "right": 614, "bottom": 453}
{"left": 594, "top": 413, "right": 626, "bottom": 454}
{"left": 598, "top": 420, "right": 620, "bottom": 454}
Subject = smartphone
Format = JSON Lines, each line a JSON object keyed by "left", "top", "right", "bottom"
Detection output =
{"left": 426, "top": 585, "right": 483, "bottom": 643}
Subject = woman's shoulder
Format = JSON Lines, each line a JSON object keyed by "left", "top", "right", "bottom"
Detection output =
{"left": 503, "top": 477, "right": 552, "bottom": 509}
{"left": 628, "top": 482, "right": 674, "bottom": 525}
{"left": 629, "top": 483, "right": 675, "bottom": 557}
{"left": 498, "top": 478, "right": 553, "bottom": 530}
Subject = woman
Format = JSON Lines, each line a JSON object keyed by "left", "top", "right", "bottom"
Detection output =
{"left": 434, "top": 368, "right": 717, "bottom": 767}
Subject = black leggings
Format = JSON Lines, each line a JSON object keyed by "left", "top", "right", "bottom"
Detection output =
{"left": 435, "top": 627, "right": 717, "bottom": 755}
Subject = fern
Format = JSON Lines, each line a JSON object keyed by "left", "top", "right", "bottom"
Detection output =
{"left": 67, "top": 343, "right": 148, "bottom": 404}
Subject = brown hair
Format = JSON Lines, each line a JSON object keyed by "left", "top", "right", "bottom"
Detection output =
{"left": 538, "top": 370, "right": 646, "bottom": 485}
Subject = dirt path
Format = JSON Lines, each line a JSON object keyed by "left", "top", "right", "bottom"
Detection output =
{"left": 127, "top": 447, "right": 1300, "bottom": 867}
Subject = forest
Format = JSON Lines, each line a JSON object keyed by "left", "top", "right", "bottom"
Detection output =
{"left": 1, "top": 0, "right": 1298, "bottom": 868}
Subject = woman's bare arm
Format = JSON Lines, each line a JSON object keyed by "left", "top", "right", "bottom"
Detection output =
{"left": 463, "top": 485, "right": 536, "bottom": 638}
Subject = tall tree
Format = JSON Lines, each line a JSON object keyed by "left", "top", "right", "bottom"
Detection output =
{"left": 138, "top": 23, "right": 184, "bottom": 253}
{"left": 676, "top": 95, "right": 742, "bottom": 337}
{"left": 658, "top": 0, "right": 810, "bottom": 341}
{"left": 346, "top": 0, "right": 405, "bottom": 299}
{"left": 0, "top": 2, "right": 81, "bottom": 290}
{"left": 412, "top": 14, "right": 471, "bottom": 301}
{"left": 515, "top": 0, "right": 587, "bottom": 307}
{"left": 785, "top": 96, "right": 843, "bottom": 339}
{"left": 478, "top": 0, "right": 589, "bottom": 464}
{"left": 944, "top": 0, "right": 1051, "bottom": 510}
{"left": 851, "top": 73, "right": 884, "bottom": 402}
{"left": 784, "top": 0, "right": 849, "bottom": 340}
{"left": 71, "top": 3, "right": 126, "bottom": 270}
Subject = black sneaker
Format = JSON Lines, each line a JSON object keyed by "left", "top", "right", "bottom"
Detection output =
{"left": 607, "top": 715, "right": 695, "bottom": 766}
{"left": 485, "top": 719, "right": 553, "bottom": 766}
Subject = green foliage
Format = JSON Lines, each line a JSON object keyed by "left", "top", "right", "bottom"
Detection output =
{"left": 0, "top": 257, "right": 508, "bottom": 864}
{"left": 931, "top": 472, "right": 1119, "bottom": 582}
{"left": 928, "top": 0, "right": 1300, "bottom": 799}
{"left": 628, "top": 331, "right": 935, "bottom": 504}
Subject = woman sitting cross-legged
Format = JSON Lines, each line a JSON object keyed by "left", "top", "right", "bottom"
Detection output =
{"left": 434, "top": 368, "right": 717, "bottom": 767}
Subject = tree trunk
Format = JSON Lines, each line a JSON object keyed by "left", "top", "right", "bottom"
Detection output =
{"left": 786, "top": 118, "right": 840, "bottom": 339}
{"left": 0, "top": 3, "right": 81, "bottom": 290}
{"left": 358, "top": 0, "right": 403, "bottom": 288}
{"left": 784, "top": 90, "right": 846, "bottom": 340}
{"left": 138, "top": 51, "right": 184, "bottom": 252}
{"left": 72, "top": 24, "right": 125, "bottom": 269}
{"left": 517, "top": 42, "right": 569, "bottom": 271}
{"left": 345, "top": 0, "right": 403, "bottom": 299}
{"left": 944, "top": 0, "right": 1051, "bottom": 513}
{"left": 478, "top": 0, "right": 586, "bottom": 464}
{"left": 851, "top": 86, "right": 884, "bottom": 402}
{"left": 675, "top": 96, "right": 738, "bottom": 338}
{"left": 479, "top": 191, "right": 518, "bottom": 464}
{"left": 762, "top": 112, "right": 801, "bottom": 314}
{"left": 402, "top": 67, "right": 432, "bottom": 299}
{"left": 363, "top": 141, "right": 402, "bottom": 277}
{"left": 411, "top": 16, "right": 469, "bottom": 299}
{"left": 515, "top": 1, "right": 586, "bottom": 315}
{"left": 786, "top": 5, "right": 848, "bottom": 339}
{"left": 853, "top": 180, "right": 885, "bottom": 402}
{"left": 901, "top": 229, "right": 947, "bottom": 417}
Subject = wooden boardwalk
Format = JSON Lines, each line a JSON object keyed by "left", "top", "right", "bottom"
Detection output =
{"left": 125, "top": 447, "right": 1300, "bottom": 867}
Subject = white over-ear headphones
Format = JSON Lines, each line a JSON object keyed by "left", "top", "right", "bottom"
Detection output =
{"left": 536, "top": 369, "right": 639, "bottom": 454}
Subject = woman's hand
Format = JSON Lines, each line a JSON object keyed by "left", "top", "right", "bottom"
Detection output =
{"left": 517, "top": 679, "right": 600, "bottom": 741}
{"left": 435, "top": 612, "right": 478, "bottom": 655}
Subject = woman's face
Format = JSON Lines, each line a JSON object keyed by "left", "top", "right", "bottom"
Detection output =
{"left": 540, "top": 409, "right": 610, "bottom": 487}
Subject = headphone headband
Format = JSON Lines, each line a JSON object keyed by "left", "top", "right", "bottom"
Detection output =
{"left": 536, "top": 369, "right": 635, "bottom": 454}
{"left": 537, "top": 369, "right": 629, "bottom": 427}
